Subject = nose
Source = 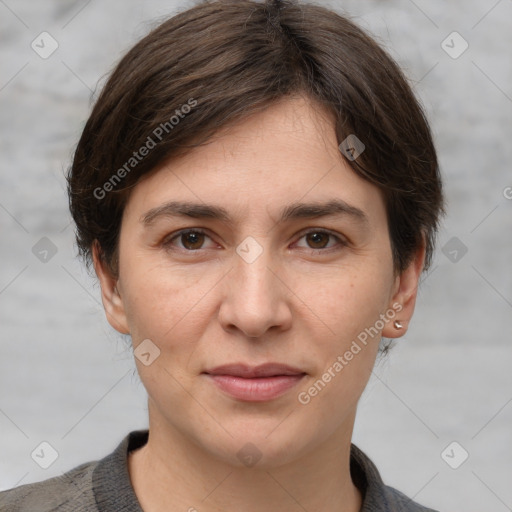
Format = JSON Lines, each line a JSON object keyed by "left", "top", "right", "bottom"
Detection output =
{"left": 217, "top": 242, "right": 292, "bottom": 338}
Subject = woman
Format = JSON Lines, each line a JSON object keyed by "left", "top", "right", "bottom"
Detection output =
{"left": 1, "top": 0, "right": 444, "bottom": 510}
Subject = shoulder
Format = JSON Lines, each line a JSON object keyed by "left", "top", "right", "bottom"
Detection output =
{"left": 380, "top": 484, "right": 440, "bottom": 512}
{"left": 0, "top": 460, "right": 98, "bottom": 512}
{"left": 350, "top": 443, "right": 440, "bottom": 512}
{"left": 0, "top": 430, "right": 146, "bottom": 512}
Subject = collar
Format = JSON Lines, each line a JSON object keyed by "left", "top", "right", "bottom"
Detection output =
{"left": 91, "top": 429, "right": 416, "bottom": 512}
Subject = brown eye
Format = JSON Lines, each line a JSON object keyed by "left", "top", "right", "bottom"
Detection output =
{"left": 180, "top": 231, "right": 205, "bottom": 250}
{"left": 306, "top": 232, "right": 330, "bottom": 249}
{"left": 295, "top": 229, "right": 346, "bottom": 253}
{"left": 164, "top": 229, "right": 214, "bottom": 251}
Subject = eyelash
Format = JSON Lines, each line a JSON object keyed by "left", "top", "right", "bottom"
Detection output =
{"left": 162, "top": 228, "right": 347, "bottom": 255}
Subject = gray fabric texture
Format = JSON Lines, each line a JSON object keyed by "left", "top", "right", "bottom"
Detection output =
{"left": 0, "top": 430, "right": 439, "bottom": 511}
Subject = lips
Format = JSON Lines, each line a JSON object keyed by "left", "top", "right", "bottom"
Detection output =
{"left": 203, "top": 363, "right": 306, "bottom": 402}
{"left": 204, "top": 363, "right": 305, "bottom": 378}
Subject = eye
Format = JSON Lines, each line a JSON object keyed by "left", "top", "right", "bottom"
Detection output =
{"left": 163, "top": 229, "right": 216, "bottom": 251}
{"left": 294, "top": 229, "right": 347, "bottom": 252}
{"left": 162, "top": 228, "right": 347, "bottom": 254}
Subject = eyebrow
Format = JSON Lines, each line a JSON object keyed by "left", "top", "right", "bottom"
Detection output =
{"left": 140, "top": 199, "right": 369, "bottom": 227}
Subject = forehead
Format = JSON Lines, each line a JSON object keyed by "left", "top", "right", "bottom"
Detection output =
{"left": 122, "top": 95, "right": 385, "bottom": 228}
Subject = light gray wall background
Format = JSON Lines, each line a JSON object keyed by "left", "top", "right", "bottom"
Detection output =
{"left": 1, "top": 0, "right": 511, "bottom": 510}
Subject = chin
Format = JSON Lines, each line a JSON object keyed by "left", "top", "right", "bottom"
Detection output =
{"left": 200, "top": 425, "right": 313, "bottom": 470}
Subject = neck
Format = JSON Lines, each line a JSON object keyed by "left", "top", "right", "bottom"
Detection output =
{"left": 128, "top": 407, "right": 362, "bottom": 512}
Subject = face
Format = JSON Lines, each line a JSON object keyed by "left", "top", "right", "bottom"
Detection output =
{"left": 94, "top": 95, "right": 424, "bottom": 468}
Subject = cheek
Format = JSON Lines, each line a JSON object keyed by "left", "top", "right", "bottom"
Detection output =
{"left": 303, "top": 262, "right": 393, "bottom": 344}
{"left": 121, "top": 254, "right": 223, "bottom": 342}
{"left": 123, "top": 264, "right": 219, "bottom": 398}
{"left": 294, "top": 272, "right": 386, "bottom": 429}
{"left": 293, "top": 260, "right": 392, "bottom": 404}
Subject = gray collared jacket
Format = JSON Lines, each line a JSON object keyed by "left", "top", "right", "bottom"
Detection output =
{"left": 0, "top": 430, "right": 440, "bottom": 511}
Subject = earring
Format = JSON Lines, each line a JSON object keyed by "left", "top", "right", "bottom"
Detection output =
{"left": 393, "top": 320, "right": 403, "bottom": 330}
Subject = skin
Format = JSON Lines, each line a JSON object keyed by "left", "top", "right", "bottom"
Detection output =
{"left": 93, "top": 94, "right": 425, "bottom": 512}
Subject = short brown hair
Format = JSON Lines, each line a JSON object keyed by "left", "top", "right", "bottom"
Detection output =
{"left": 66, "top": 0, "right": 444, "bottom": 279}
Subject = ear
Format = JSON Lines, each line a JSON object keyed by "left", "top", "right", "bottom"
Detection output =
{"left": 382, "top": 236, "right": 426, "bottom": 339}
{"left": 92, "top": 240, "right": 130, "bottom": 335}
